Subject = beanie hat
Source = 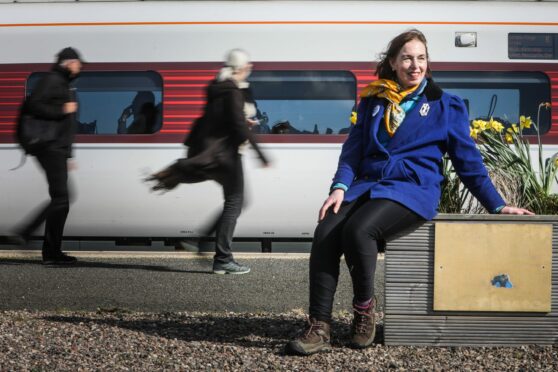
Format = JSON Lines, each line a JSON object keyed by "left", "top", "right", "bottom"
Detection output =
{"left": 56, "top": 47, "right": 84, "bottom": 64}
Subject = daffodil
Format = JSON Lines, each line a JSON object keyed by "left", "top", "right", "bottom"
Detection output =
{"left": 519, "top": 115, "right": 533, "bottom": 129}
{"left": 490, "top": 120, "right": 504, "bottom": 133}
{"left": 470, "top": 127, "right": 480, "bottom": 139}
{"left": 486, "top": 118, "right": 502, "bottom": 129}
{"left": 505, "top": 133, "right": 514, "bottom": 143}
{"left": 472, "top": 119, "right": 487, "bottom": 131}
{"left": 350, "top": 111, "right": 357, "bottom": 125}
{"left": 507, "top": 124, "right": 519, "bottom": 134}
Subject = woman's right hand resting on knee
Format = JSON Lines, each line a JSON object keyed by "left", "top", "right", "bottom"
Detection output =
{"left": 319, "top": 189, "right": 345, "bottom": 221}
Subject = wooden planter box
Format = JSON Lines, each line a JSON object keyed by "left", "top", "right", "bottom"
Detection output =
{"left": 384, "top": 214, "right": 558, "bottom": 346}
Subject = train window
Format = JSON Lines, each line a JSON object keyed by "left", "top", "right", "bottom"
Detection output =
{"left": 508, "top": 33, "right": 558, "bottom": 60}
{"left": 248, "top": 71, "right": 356, "bottom": 135}
{"left": 26, "top": 71, "right": 163, "bottom": 135}
{"left": 433, "top": 71, "right": 551, "bottom": 134}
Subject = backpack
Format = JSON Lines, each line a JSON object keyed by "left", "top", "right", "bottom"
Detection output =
{"left": 11, "top": 97, "right": 59, "bottom": 169}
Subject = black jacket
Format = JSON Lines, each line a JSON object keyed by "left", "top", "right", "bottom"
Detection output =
{"left": 27, "top": 65, "right": 76, "bottom": 157}
{"left": 185, "top": 79, "right": 268, "bottom": 166}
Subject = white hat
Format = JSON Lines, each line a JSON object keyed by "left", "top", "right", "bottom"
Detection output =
{"left": 224, "top": 49, "right": 250, "bottom": 71}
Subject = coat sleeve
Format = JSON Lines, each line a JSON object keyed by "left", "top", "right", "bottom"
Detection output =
{"left": 27, "top": 74, "right": 66, "bottom": 120}
{"left": 228, "top": 88, "right": 269, "bottom": 165}
{"left": 331, "top": 98, "right": 367, "bottom": 187}
{"left": 446, "top": 95, "right": 505, "bottom": 212}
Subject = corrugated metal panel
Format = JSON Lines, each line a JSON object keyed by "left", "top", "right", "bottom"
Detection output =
{"left": 384, "top": 215, "right": 558, "bottom": 346}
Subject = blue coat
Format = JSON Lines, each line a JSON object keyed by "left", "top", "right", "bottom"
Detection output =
{"left": 332, "top": 81, "right": 505, "bottom": 220}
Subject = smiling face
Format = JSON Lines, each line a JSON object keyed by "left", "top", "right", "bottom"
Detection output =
{"left": 389, "top": 38, "right": 427, "bottom": 89}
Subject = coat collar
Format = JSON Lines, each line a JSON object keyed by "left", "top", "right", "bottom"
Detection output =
{"left": 423, "top": 78, "right": 443, "bottom": 101}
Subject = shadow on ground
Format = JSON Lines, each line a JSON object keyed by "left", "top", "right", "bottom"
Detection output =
{"left": 0, "top": 258, "right": 210, "bottom": 274}
{"left": 43, "top": 313, "right": 385, "bottom": 351}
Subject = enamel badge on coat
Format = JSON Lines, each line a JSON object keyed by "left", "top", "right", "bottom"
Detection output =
{"left": 419, "top": 103, "right": 430, "bottom": 117}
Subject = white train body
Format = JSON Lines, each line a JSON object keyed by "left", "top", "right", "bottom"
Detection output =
{"left": 0, "top": 1, "right": 557, "bottom": 240}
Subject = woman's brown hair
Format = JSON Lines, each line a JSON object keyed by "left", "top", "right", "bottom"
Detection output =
{"left": 375, "top": 29, "right": 432, "bottom": 81}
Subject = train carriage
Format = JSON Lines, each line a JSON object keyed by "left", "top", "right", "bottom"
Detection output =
{"left": 0, "top": 0, "right": 556, "bottom": 243}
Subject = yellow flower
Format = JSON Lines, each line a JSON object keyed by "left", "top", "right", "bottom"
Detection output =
{"left": 486, "top": 118, "right": 504, "bottom": 133}
{"left": 470, "top": 127, "right": 480, "bottom": 139}
{"left": 505, "top": 133, "right": 513, "bottom": 143}
{"left": 507, "top": 124, "right": 519, "bottom": 134}
{"left": 350, "top": 111, "right": 357, "bottom": 125}
{"left": 472, "top": 119, "right": 488, "bottom": 131}
{"left": 490, "top": 120, "right": 504, "bottom": 133}
{"left": 519, "top": 115, "right": 533, "bottom": 129}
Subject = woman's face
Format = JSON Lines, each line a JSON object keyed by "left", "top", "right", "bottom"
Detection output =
{"left": 234, "top": 63, "right": 253, "bottom": 82}
{"left": 389, "top": 39, "right": 427, "bottom": 89}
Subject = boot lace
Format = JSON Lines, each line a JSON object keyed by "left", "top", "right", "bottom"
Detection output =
{"left": 304, "top": 318, "right": 326, "bottom": 339}
{"left": 353, "top": 309, "right": 373, "bottom": 335}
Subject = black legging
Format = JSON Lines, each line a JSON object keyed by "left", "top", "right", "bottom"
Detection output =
{"left": 309, "top": 195, "right": 425, "bottom": 322}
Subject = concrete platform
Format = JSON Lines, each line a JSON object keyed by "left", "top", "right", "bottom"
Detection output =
{"left": 0, "top": 251, "right": 386, "bottom": 314}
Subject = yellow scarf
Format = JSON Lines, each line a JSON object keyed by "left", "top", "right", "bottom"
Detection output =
{"left": 360, "top": 79, "right": 420, "bottom": 137}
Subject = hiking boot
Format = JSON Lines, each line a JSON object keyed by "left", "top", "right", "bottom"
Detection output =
{"left": 43, "top": 253, "right": 78, "bottom": 265}
{"left": 285, "top": 317, "right": 331, "bottom": 356}
{"left": 350, "top": 299, "right": 376, "bottom": 349}
{"left": 212, "top": 261, "right": 250, "bottom": 275}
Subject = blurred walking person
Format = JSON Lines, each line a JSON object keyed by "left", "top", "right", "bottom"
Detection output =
{"left": 9, "top": 47, "right": 83, "bottom": 265}
{"left": 147, "top": 49, "right": 269, "bottom": 274}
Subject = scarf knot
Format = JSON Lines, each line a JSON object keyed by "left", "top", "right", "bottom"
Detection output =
{"left": 360, "top": 79, "right": 425, "bottom": 137}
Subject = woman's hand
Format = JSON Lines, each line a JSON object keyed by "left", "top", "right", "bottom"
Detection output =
{"left": 246, "top": 118, "right": 259, "bottom": 127}
{"left": 63, "top": 102, "right": 78, "bottom": 114}
{"left": 319, "top": 189, "right": 345, "bottom": 221}
{"left": 500, "top": 206, "right": 535, "bottom": 215}
{"left": 67, "top": 159, "right": 77, "bottom": 171}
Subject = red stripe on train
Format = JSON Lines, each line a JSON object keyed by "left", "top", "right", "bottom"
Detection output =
{"left": 0, "top": 61, "right": 556, "bottom": 145}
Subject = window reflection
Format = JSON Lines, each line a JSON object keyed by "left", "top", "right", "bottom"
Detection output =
{"left": 248, "top": 71, "right": 356, "bottom": 135}
{"left": 434, "top": 71, "right": 551, "bottom": 134}
{"left": 27, "top": 71, "right": 163, "bottom": 135}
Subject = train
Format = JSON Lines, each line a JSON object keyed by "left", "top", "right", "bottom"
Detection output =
{"left": 0, "top": 0, "right": 557, "bottom": 246}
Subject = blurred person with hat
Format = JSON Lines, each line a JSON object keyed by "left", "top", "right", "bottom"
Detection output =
{"left": 147, "top": 49, "right": 269, "bottom": 275}
{"left": 9, "top": 47, "right": 84, "bottom": 264}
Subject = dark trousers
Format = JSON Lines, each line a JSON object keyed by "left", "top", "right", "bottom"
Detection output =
{"left": 309, "top": 196, "right": 425, "bottom": 322}
{"left": 176, "top": 154, "right": 244, "bottom": 264}
{"left": 18, "top": 150, "right": 70, "bottom": 259}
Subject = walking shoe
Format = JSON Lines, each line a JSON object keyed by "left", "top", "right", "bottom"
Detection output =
{"left": 212, "top": 261, "right": 250, "bottom": 275}
{"left": 285, "top": 317, "right": 331, "bottom": 356}
{"left": 175, "top": 238, "right": 200, "bottom": 253}
{"left": 1, "top": 234, "right": 28, "bottom": 247}
{"left": 42, "top": 253, "right": 78, "bottom": 265}
{"left": 350, "top": 298, "right": 376, "bottom": 349}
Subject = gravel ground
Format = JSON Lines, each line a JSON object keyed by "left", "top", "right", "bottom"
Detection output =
{"left": 1, "top": 309, "right": 556, "bottom": 371}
